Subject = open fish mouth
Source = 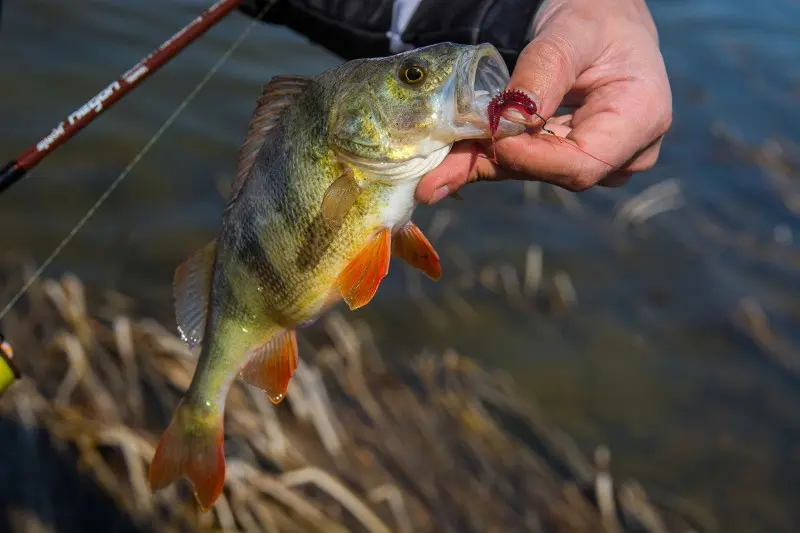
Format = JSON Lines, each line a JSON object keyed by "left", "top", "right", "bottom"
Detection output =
{"left": 451, "top": 44, "right": 526, "bottom": 139}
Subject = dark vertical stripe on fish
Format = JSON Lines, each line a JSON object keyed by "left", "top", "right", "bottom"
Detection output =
{"left": 235, "top": 223, "right": 291, "bottom": 306}
{"left": 295, "top": 210, "right": 341, "bottom": 272}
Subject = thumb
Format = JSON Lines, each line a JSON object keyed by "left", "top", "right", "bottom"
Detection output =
{"left": 507, "top": 16, "right": 593, "bottom": 118}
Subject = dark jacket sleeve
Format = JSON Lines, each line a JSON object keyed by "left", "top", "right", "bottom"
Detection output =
{"left": 238, "top": 0, "right": 545, "bottom": 71}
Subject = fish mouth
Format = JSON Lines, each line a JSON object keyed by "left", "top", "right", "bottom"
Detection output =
{"left": 451, "top": 44, "right": 526, "bottom": 139}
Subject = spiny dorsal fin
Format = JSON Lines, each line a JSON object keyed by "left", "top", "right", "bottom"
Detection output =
{"left": 231, "top": 75, "right": 314, "bottom": 200}
{"left": 173, "top": 240, "right": 217, "bottom": 350}
{"left": 238, "top": 330, "right": 299, "bottom": 404}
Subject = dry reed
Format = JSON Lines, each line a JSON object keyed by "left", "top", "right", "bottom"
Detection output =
{"left": 0, "top": 255, "right": 712, "bottom": 533}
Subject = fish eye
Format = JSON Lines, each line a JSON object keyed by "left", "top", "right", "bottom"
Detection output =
{"left": 400, "top": 62, "right": 426, "bottom": 85}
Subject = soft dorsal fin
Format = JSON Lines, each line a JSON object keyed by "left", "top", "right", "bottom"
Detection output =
{"left": 231, "top": 75, "right": 313, "bottom": 200}
{"left": 173, "top": 240, "right": 217, "bottom": 350}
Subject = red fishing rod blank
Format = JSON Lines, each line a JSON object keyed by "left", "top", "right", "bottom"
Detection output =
{"left": 0, "top": 0, "right": 243, "bottom": 195}
{"left": 0, "top": 0, "right": 245, "bottom": 397}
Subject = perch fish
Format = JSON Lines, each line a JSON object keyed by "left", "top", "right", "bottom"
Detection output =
{"left": 148, "top": 42, "right": 525, "bottom": 510}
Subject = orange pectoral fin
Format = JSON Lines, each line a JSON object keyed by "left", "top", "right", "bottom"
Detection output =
{"left": 239, "top": 330, "right": 299, "bottom": 404}
{"left": 336, "top": 228, "right": 391, "bottom": 310}
{"left": 392, "top": 221, "right": 442, "bottom": 281}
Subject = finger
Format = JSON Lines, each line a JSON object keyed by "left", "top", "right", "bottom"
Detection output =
{"left": 598, "top": 171, "right": 633, "bottom": 187}
{"left": 597, "top": 136, "right": 663, "bottom": 187}
{"left": 621, "top": 135, "right": 664, "bottom": 172}
{"left": 481, "top": 119, "right": 664, "bottom": 192}
{"left": 416, "top": 142, "right": 500, "bottom": 204}
{"left": 547, "top": 113, "right": 574, "bottom": 127}
{"left": 493, "top": 86, "right": 666, "bottom": 191}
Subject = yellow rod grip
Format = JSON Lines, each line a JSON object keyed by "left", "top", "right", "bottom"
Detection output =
{"left": 0, "top": 339, "right": 20, "bottom": 395}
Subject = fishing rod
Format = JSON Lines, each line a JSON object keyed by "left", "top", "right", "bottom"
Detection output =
{"left": 0, "top": 0, "right": 246, "bottom": 396}
{"left": 0, "top": 0, "right": 243, "bottom": 195}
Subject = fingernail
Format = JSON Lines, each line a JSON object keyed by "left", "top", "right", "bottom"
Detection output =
{"left": 429, "top": 185, "right": 450, "bottom": 204}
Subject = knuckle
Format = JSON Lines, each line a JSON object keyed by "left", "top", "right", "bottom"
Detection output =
{"left": 649, "top": 74, "right": 674, "bottom": 136}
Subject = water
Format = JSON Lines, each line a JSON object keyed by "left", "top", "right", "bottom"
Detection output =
{"left": 1, "top": 0, "right": 799, "bottom": 531}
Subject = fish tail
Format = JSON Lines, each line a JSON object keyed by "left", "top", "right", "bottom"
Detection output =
{"left": 148, "top": 397, "right": 225, "bottom": 511}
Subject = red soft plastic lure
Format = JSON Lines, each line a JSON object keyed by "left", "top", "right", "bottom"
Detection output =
{"left": 486, "top": 90, "right": 613, "bottom": 168}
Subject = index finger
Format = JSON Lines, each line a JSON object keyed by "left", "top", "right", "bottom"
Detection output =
{"left": 493, "top": 85, "right": 664, "bottom": 190}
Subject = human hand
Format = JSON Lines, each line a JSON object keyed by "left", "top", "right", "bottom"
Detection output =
{"left": 416, "top": 0, "right": 673, "bottom": 204}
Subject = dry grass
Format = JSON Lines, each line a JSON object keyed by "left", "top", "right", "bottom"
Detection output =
{"left": 0, "top": 255, "right": 712, "bottom": 533}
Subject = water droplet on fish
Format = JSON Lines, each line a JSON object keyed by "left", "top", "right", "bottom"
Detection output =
{"left": 268, "top": 392, "right": 285, "bottom": 404}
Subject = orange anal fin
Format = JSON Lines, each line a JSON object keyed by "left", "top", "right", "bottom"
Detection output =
{"left": 148, "top": 401, "right": 225, "bottom": 512}
{"left": 238, "top": 330, "right": 298, "bottom": 404}
{"left": 336, "top": 228, "right": 391, "bottom": 310}
{"left": 392, "top": 221, "right": 442, "bottom": 281}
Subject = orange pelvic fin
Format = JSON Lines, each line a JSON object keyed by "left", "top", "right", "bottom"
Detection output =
{"left": 336, "top": 227, "right": 391, "bottom": 310}
{"left": 148, "top": 400, "right": 225, "bottom": 512}
{"left": 238, "top": 330, "right": 299, "bottom": 404}
{"left": 392, "top": 221, "right": 442, "bottom": 280}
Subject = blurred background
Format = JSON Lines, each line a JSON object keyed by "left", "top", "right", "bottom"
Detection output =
{"left": 0, "top": 0, "right": 798, "bottom": 532}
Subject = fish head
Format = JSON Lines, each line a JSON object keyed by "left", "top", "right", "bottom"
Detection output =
{"left": 326, "top": 42, "right": 525, "bottom": 167}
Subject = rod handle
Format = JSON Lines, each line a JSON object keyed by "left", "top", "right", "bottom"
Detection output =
{"left": 0, "top": 162, "right": 26, "bottom": 195}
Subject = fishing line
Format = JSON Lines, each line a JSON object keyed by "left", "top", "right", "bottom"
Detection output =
{"left": 0, "top": 3, "right": 274, "bottom": 322}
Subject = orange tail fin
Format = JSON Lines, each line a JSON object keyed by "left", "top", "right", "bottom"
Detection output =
{"left": 148, "top": 400, "right": 226, "bottom": 511}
